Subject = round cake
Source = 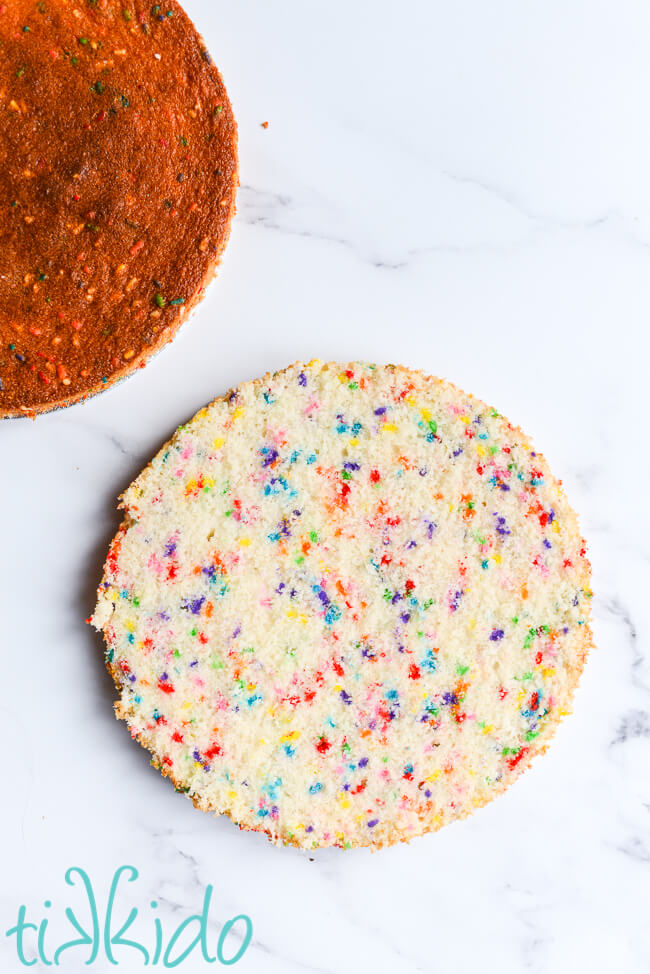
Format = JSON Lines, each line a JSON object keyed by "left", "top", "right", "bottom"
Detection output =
{"left": 92, "top": 361, "right": 593, "bottom": 849}
{"left": 0, "top": 0, "right": 237, "bottom": 418}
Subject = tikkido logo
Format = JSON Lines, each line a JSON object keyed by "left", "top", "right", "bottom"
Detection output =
{"left": 5, "top": 866, "right": 253, "bottom": 968}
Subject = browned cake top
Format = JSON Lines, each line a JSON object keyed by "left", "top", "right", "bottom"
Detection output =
{"left": 0, "top": 0, "right": 238, "bottom": 417}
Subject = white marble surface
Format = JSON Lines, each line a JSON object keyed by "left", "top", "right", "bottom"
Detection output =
{"left": 2, "top": 0, "right": 650, "bottom": 970}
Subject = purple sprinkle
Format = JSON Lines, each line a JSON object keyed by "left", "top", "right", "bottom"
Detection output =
{"left": 490, "top": 629, "right": 505, "bottom": 641}
{"left": 406, "top": 540, "right": 417, "bottom": 549}
{"left": 400, "top": 612, "right": 410, "bottom": 623}
{"left": 163, "top": 540, "right": 177, "bottom": 557}
{"left": 374, "top": 407, "right": 386, "bottom": 415}
{"left": 160, "top": 672, "right": 168, "bottom": 681}
{"left": 340, "top": 690, "right": 352, "bottom": 705}
{"left": 129, "top": 674, "right": 136, "bottom": 682}
{"left": 419, "top": 467, "right": 428, "bottom": 476}
{"left": 305, "top": 825, "right": 314, "bottom": 833}
{"left": 453, "top": 447, "right": 463, "bottom": 457}
{"left": 543, "top": 539, "right": 552, "bottom": 549}
{"left": 190, "top": 660, "right": 198, "bottom": 667}
{"left": 424, "top": 789, "right": 432, "bottom": 798}
{"left": 193, "top": 749, "right": 201, "bottom": 762}
{"left": 298, "top": 372, "right": 307, "bottom": 386}
{"left": 391, "top": 592, "right": 402, "bottom": 604}
{"left": 344, "top": 461, "right": 360, "bottom": 471}
{"left": 426, "top": 521, "right": 436, "bottom": 539}
{"left": 262, "top": 448, "right": 279, "bottom": 467}
{"left": 442, "top": 691, "right": 458, "bottom": 706}
{"left": 358, "top": 757, "right": 369, "bottom": 768}
{"left": 367, "top": 818, "right": 379, "bottom": 828}
{"left": 232, "top": 625, "right": 241, "bottom": 638}
{"left": 182, "top": 596, "right": 205, "bottom": 615}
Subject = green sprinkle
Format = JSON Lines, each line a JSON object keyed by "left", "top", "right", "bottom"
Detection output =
{"left": 120, "top": 94, "right": 130, "bottom": 108}
{"left": 78, "top": 36, "right": 89, "bottom": 44}
{"left": 179, "top": 135, "right": 187, "bottom": 147}
{"left": 85, "top": 222, "right": 99, "bottom": 232}
{"left": 294, "top": 555, "right": 305, "bottom": 565}
{"left": 213, "top": 105, "right": 223, "bottom": 115}
{"left": 10, "top": 201, "right": 17, "bottom": 208}
{"left": 151, "top": 4, "right": 160, "bottom": 12}
{"left": 16, "top": 66, "right": 26, "bottom": 78}
{"left": 71, "top": 57, "right": 78, "bottom": 66}
{"left": 154, "top": 293, "right": 166, "bottom": 308}
{"left": 91, "top": 80, "right": 105, "bottom": 95}
{"left": 309, "top": 530, "right": 318, "bottom": 543}
{"left": 123, "top": 8, "right": 132, "bottom": 20}
{"left": 456, "top": 664, "right": 470, "bottom": 676}
{"left": 428, "top": 419, "right": 438, "bottom": 436}
{"left": 38, "top": 272, "right": 47, "bottom": 281}
{"left": 132, "top": 596, "right": 140, "bottom": 607}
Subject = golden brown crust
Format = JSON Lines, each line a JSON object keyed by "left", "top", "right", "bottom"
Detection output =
{"left": 93, "top": 361, "right": 594, "bottom": 850}
{"left": 0, "top": 0, "right": 238, "bottom": 418}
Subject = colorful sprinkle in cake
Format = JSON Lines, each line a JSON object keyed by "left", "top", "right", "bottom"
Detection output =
{"left": 0, "top": 0, "right": 237, "bottom": 417}
{"left": 92, "top": 361, "right": 593, "bottom": 849}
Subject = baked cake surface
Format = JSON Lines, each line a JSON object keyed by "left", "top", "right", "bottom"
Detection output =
{"left": 0, "top": 0, "right": 237, "bottom": 417}
{"left": 92, "top": 361, "right": 592, "bottom": 849}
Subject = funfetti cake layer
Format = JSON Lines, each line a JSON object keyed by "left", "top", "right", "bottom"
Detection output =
{"left": 0, "top": 0, "right": 237, "bottom": 418}
{"left": 92, "top": 361, "right": 593, "bottom": 850}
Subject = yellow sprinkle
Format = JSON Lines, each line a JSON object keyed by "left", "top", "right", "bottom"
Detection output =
{"left": 382, "top": 423, "right": 398, "bottom": 433}
{"left": 482, "top": 724, "right": 494, "bottom": 735}
{"left": 541, "top": 666, "right": 556, "bottom": 678}
{"left": 213, "top": 437, "right": 225, "bottom": 449}
{"left": 239, "top": 538, "right": 251, "bottom": 547}
{"left": 420, "top": 408, "right": 431, "bottom": 421}
{"left": 476, "top": 444, "right": 485, "bottom": 457}
{"left": 492, "top": 553, "right": 502, "bottom": 564}
{"left": 232, "top": 407, "right": 244, "bottom": 420}
{"left": 461, "top": 416, "right": 470, "bottom": 424}
{"left": 426, "top": 770, "right": 442, "bottom": 781}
